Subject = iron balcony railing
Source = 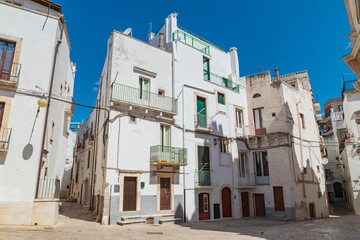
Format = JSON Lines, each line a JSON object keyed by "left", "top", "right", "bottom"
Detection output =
{"left": 0, "top": 62, "right": 21, "bottom": 84}
{"left": 0, "top": 128, "right": 12, "bottom": 151}
{"left": 172, "top": 29, "right": 210, "bottom": 55}
{"left": 150, "top": 145, "right": 187, "bottom": 165}
{"left": 198, "top": 169, "right": 211, "bottom": 186}
{"left": 203, "top": 70, "right": 240, "bottom": 92}
{"left": 111, "top": 83, "right": 177, "bottom": 113}
{"left": 195, "top": 113, "right": 213, "bottom": 131}
{"left": 37, "top": 178, "right": 60, "bottom": 199}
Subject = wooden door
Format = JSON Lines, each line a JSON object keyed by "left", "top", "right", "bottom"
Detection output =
{"left": 241, "top": 192, "right": 250, "bottom": 217}
{"left": 222, "top": 187, "right": 232, "bottom": 218}
{"left": 254, "top": 194, "right": 266, "bottom": 217}
{"left": 309, "top": 203, "right": 315, "bottom": 218}
{"left": 123, "top": 177, "right": 137, "bottom": 211}
{"left": 273, "top": 187, "right": 285, "bottom": 211}
{"left": 160, "top": 178, "right": 171, "bottom": 210}
{"left": 199, "top": 193, "right": 210, "bottom": 220}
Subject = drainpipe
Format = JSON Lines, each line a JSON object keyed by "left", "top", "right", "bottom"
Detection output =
{"left": 182, "top": 84, "right": 186, "bottom": 222}
{"left": 35, "top": 15, "right": 65, "bottom": 199}
{"left": 296, "top": 100, "right": 306, "bottom": 198}
{"left": 90, "top": 100, "right": 99, "bottom": 210}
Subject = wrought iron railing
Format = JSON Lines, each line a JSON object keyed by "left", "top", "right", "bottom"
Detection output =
{"left": 198, "top": 169, "right": 211, "bottom": 186}
{"left": 0, "top": 62, "right": 21, "bottom": 84}
{"left": 195, "top": 113, "right": 213, "bottom": 130}
{"left": 203, "top": 70, "right": 239, "bottom": 92}
{"left": 150, "top": 145, "right": 187, "bottom": 165}
{"left": 172, "top": 29, "right": 210, "bottom": 55}
{"left": 0, "top": 127, "right": 11, "bottom": 151}
{"left": 37, "top": 178, "right": 60, "bottom": 199}
{"left": 65, "top": 96, "right": 74, "bottom": 116}
{"left": 111, "top": 83, "right": 177, "bottom": 113}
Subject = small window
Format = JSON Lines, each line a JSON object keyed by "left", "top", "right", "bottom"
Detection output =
{"left": 218, "top": 92, "right": 225, "bottom": 105}
{"left": 87, "top": 150, "right": 91, "bottom": 168}
{"left": 203, "top": 57, "right": 210, "bottom": 80}
{"left": 290, "top": 83, "right": 296, "bottom": 88}
{"left": 300, "top": 113, "right": 305, "bottom": 129}
{"left": 254, "top": 151, "right": 269, "bottom": 177}
{"left": 50, "top": 121, "right": 55, "bottom": 143}
{"left": 60, "top": 84, "right": 63, "bottom": 96}
{"left": 239, "top": 153, "right": 247, "bottom": 177}
{"left": 129, "top": 116, "right": 136, "bottom": 123}
{"left": 158, "top": 89, "right": 165, "bottom": 97}
{"left": 219, "top": 139, "right": 229, "bottom": 154}
{"left": 235, "top": 108, "right": 243, "bottom": 128}
{"left": 253, "top": 93, "right": 261, "bottom": 98}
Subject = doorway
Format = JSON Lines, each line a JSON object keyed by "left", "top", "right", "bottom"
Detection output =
{"left": 199, "top": 193, "right": 210, "bottom": 220}
{"left": 123, "top": 177, "right": 137, "bottom": 211}
{"left": 160, "top": 178, "right": 171, "bottom": 210}
{"left": 309, "top": 203, "right": 315, "bottom": 219}
{"left": 273, "top": 186, "right": 285, "bottom": 211}
{"left": 254, "top": 194, "right": 266, "bottom": 216}
{"left": 222, "top": 187, "right": 232, "bottom": 218}
{"left": 241, "top": 192, "right": 250, "bottom": 217}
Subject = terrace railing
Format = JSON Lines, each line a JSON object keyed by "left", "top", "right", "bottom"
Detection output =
{"left": 111, "top": 83, "right": 177, "bottom": 113}
{"left": 203, "top": 70, "right": 239, "bottom": 92}
{"left": 0, "top": 62, "right": 21, "bottom": 84}
{"left": 172, "top": 29, "right": 210, "bottom": 55}
{"left": 150, "top": 145, "right": 187, "bottom": 165}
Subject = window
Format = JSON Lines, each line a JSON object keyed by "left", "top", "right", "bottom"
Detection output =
{"left": 139, "top": 78, "right": 149, "bottom": 100}
{"left": 196, "top": 96, "right": 207, "bottom": 128}
{"left": 338, "top": 105, "right": 343, "bottom": 111}
{"left": 239, "top": 153, "right": 247, "bottom": 177}
{"left": 253, "top": 93, "right": 261, "bottom": 98}
{"left": 235, "top": 108, "right": 243, "bottom": 128}
{"left": 50, "top": 122, "right": 55, "bottom": 143}
{"left": 129, "top": 116, "right": 136, "bottom": 123}
{"left": 253, "top": 108, "right": 266, "bottom": 135}
{"left": 254, "top": 152, "right": 269, "bottom": 177}
{"left": 0, "top": 40, "right": 16, "bottom": 81}
{"left": 160, "top": 125, "right": 170, "bottom": 150}
{"left": 300, "top": 113, "right": 305, "bottom": 129}
{"left": 217, "top": 92, "right": 225, "bottom": 105}
{"left": 203, "top": 57, "right": 210, "bottom": 80}
{"left": 87, "top": 150, "right": 91, "bottom": 168}
{"left": 158, "top": 89, "right": 164, "bottom": 97}
{"left": 219, "top": 139, "right": 229, "bottom": 154}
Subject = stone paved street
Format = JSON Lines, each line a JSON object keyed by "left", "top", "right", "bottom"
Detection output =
{"left": 0, "top": 202, "right": 360, "bottom": 240}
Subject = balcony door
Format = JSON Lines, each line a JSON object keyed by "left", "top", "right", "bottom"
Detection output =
{"left": 139, "top": 78, "right": 149, "bottom": 101}
{"left": 253, "top": 108, "right": 266, "bottom": 135}
{"left": 0, "top": 40, "right": 15, "bottom": 81}
{"left": 160, "top": 125, "right": 170, "bottom": 161}
{"left": 196, "top": 96, "right": 207, "bottom": 128}
{"left": 198, "top": 146, "right": 210, "bottom": 186}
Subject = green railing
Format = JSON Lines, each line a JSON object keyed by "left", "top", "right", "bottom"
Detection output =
{"left": 150, "top": 145, "right": 187, "bottom": 165}
{"left": 203, "top": 70, "right": 239, "bottom": 92}
{"left": 172, "top": 29, "right": 210, "bottom": 55}
{"left": 111, "top": 83, "right": 177, "bottom": 113}
{"left": 198, "top": 170, "right": 211, "bottom": 186}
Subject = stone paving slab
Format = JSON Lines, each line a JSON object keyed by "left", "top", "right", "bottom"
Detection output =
{"left": 0, "top": 202, "right": 360, "bottom": 239}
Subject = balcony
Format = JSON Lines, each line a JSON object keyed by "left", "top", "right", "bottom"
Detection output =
{"left": 256, "top": 176, "right": 270, "bottom": 185}
{"left": 0, "top": 128, "right": 11, "bottom": 151}
{"left": 111, "top": 83, "right": 177, "bottom": 114}
{"left": 65, "top": 96, "right": 74, "bottom": 117}
{"left": 172, "top": 28, "right": 210, "bottom": 55}
{"left": 194, "top": 113, "right": 213, "bottom": 132}
{"left": 150, "top": 145, "right": 187, "bottom": 166}
{"left": 239, "top": 174, "right": 256, "bottom": 189}
{"left": 197, "top": 169, "right": 211, "bottom": 187}
{"left": 0, "top": 62, "right": 21, "bottom": 88}
{"left": 203, "top": 70, "right": 240, "bottom": 93}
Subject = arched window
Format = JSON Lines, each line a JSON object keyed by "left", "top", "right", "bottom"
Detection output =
{"left": 334, "top": 182, "right": 344, "bottom": 198}
{"left": 253, "top": 93, "right": 261, "bottom": 98}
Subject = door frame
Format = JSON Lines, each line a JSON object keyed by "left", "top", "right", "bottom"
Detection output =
{"left": 220, "top": 184, "right": 233, "bottom": 218}
{"left": 157, "top": 173, "right": 174, "bottom": 211}
{"left": 119, "top": 173, "right": 141, "bottom": 212}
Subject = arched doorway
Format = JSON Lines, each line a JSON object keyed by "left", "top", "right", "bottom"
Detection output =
{"left": 334, "top": 182, "right": 344, "bottom": 198}
{"left": 222, "top": 187, "right": 232, "bottom": 218}
{"left": 199, "top": 193, "right": 210, "bottom": 220}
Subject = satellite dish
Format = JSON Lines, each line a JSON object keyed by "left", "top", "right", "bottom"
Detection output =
{"left": 123, "top": 28, "right": 132, "bottom": 36}
{"left": 322, "top": 158, "right": 329, "bottom": 165}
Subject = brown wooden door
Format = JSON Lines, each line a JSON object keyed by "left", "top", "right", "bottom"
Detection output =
{"left": 199, "top": 193, "right": 210, "bottom": 220}
{"left": 309, "top": 203, "right": 315, "bottom": 218}
{"left": 254, "top": 194, "right": 266, "bottom": 217}
{"left": 160, "top": 178, "right": 171, "bottom": 210}
{"left": 273, "top": 187, "right": 285, "bottom": 211}
{"left": 222, "top": 187, "right": 232, "bottom": 218}
{"left": 123, "top": 177, "right": 137, "bottom": 211}
{"left": 241, "top": 192, "right": 250, "bottom": 217}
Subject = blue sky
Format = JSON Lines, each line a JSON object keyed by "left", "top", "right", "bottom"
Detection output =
{"left": 62, "top": 0, "right": 354, "bottom": 123}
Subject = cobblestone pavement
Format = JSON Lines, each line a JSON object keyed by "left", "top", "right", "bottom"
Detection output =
{"left": 0, "top": 201, "right": 360, "bottom": 240}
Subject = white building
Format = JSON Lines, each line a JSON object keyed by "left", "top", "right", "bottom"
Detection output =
{"left": 60, "top": 130, "right": 76, "bottom": 199}
{"left": 76, "top": 13, "right": 328, "bottom": 224}
{"left": 0, "top": 0, "right": 75, "bottom": 225}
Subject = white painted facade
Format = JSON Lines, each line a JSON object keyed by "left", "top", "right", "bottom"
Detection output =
{"left": 0, "top": 0, "right": 75, "bottom": 225}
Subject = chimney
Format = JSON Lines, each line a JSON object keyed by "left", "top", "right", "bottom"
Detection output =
{"left": 159, "top": 32, "right": 165, "bottom": 50}
{"left": 274, "top": 68, "right": 279, "bottom": 78}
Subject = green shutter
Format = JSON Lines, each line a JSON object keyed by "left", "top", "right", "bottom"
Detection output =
{"left": 197, "top": 97, "right": 207, "bottom": 128}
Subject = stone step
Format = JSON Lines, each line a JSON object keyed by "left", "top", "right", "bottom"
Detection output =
{"left": 159, "top": 218, "right": 182, "bottom": 224}
{"left": 117, "top": 220, "right": 146, "bottom": 226}
{"left": 121, "top": 213, "right": 175, "bottom": 221}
